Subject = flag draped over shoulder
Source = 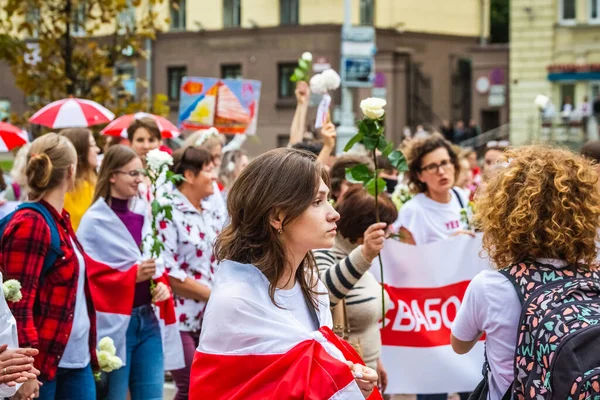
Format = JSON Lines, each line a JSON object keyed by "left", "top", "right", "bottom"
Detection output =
{"left": 77, "top": 198, "right": 184, "bottom": 371}
{"left": 189, "top": 260, "right": 380, "bottom": 400}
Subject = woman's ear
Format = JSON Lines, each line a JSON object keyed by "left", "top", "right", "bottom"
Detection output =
{"left": 269, "top": 210, "right": 284, "bottom": 232}
{"left": 183, "top": 169, "right": 197, "bottom": 182}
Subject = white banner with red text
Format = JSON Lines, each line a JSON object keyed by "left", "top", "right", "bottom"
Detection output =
{"left": 370, "top": 234, "right": 491, "bottom": 394}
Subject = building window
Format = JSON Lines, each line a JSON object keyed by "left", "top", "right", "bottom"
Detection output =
{"left": 277, "top": 134, "right": 290, "bottom": 147}
{"left": 591, "top": 0, "right": 600, "bottom": 22}
{"left": 221, "top": 64, "right": 242, "bottom": 79}
{"left": 71, "top": 1, "right": 87, "bottom": 36}
{"left": 280, "top": 0, "right": 299, "bottom": 25}
{"left": 170, "top": 0, "right": 186, "bottom": 30}
{"left": 559, "top": 0, "right": 576, "bottom": 23}
{"left": 224, "top": 0, "right": 241, "bottom": 28}
{"left": 360, "top": 0, "right": 375, "bottom": 25}
{"left": 560, "top": 83, "right": 576, "bottom": 112}
{"left": 25, "top": 7, "right": 40, "bottom": 38}
{"left": 118, "top": 0, "right": 136, "bottom": 33}
{"left": 167, "top": 66, "right": 187, "bottom": 102}
{"left": 116, "top": 65, "right": 136, "bottom": 98}
{"left": 278, "top": 63, "right": 296, "bottom": 98}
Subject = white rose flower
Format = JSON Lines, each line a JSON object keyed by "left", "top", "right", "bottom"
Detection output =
{"left": 534, "top": 94, "right": 550, "bottom": 110}
{"left": 301, "top": 52, "right": 313, "bottom": 62}
{"left": 3, "top": 279, "right": 22, "bottom": 303}
{"left": 321, "top": 69, "right": 341, "bottom": 91}
{"left": 98, "top": 337, "right": 117, "bottom": 356}
{"left": 146, "top": 149, "right": 173, "bottom": 171}
{"left": 309, "top": 73, "right": 327, "bottom": 94}
{"left": 360, "top": 97, "right": 387, "bottom": 119}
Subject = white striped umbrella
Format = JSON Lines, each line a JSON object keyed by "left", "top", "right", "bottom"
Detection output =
{"left": 100, "top": 112, "right": 181, "bottom": 139}
{"left": 29, "top": 98, "right": 115, "bottom": 128}
{"left": 0, "top": 122, "right": 29, "bottom": 152}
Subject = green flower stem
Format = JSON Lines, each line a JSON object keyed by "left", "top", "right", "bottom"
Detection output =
{"left": 372, "top": 148, "right": 386, "bottom": 329}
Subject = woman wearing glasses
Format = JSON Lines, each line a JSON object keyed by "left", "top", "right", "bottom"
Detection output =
{"left": 78, "top": 145, "right": 171, "bottom": 400}
{"left": 393, "top": 134, "right": 472, "bottom": 247}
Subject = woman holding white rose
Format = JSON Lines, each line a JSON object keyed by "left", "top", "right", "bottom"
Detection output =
{"left": 78, "top": 145, "right": 171, "bottom": 400}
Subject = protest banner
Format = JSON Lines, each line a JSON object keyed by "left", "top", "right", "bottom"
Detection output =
{"left": 370, "top": 234, "right": 491, "bottom": 394}
{"left": 178, "top": 77, "right": 261, "bottom": 135}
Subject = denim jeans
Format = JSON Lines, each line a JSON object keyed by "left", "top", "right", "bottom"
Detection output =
{"left": 38, "top": 363, "right": 95, "bottom": 400}
{"left": 105, "top": 304, "right": 164, "bottom": 400}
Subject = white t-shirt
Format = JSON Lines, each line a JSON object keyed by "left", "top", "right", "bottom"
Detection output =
{"left": 393, "top": 188, "right": 469, "bottom": 245}
{"left": 451, "top": 259, "right": 567, "bottom": 400}
{"left": 275, "top": 282, "right": 318, "bottom": 331}
{"left": 59, "top": 239, "right": 91, "bottom": 368}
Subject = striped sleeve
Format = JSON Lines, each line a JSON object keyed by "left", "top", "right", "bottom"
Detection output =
{"left": 314, "top": 247, "right": 372, "bottom": 306}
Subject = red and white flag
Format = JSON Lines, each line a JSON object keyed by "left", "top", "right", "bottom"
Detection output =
{"left": 189, "top": 260, "right": 380, "bottom": 399}
{"left": 77, "top": 198, "right": 184, "bottom": 371}
{"left": 371, "top": 234, "right": 489, "bottom": 394}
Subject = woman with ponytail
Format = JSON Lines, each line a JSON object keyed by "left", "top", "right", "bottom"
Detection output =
{"left": 0, "top": 133, "right": 98, "bottom": 400}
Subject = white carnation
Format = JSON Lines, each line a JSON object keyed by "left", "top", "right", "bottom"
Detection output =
{"left": 3, "top": 279, "right": 22, "bottom": 303}
{"left": 534, "top": 94, "right": 550, "bottom": 110}
{"left": 98, "top": 337, "right": 116, "bottom": 356}
{"left": 97, "top": 350, "right": 111, "bottom": 371}
{"left": 146, "top": 149, "right": 173, "bottom": 171}
{"left": 321, "top": 69, "right": 341, "bottom": 91}
{"left": 360, "top": 97, "right": 387, "bottom": 119}
{"left": 301, "top": 52, "right": 313, "bottom": 62}
{"left": 106, "top": 355, "right": 123, "bottom": 371}
{"left": 309, "top": 73, "right": 327, "bottom": 95}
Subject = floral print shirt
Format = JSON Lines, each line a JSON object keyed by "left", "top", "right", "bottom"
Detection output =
{"left": 158, "top": 189, "right": 221, "bottom": 332}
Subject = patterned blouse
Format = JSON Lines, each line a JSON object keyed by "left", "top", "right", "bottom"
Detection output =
{"left": 158, "top": 189, "right": 221, "bottom": 332}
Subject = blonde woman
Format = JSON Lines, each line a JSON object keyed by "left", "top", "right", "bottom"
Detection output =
{"left": 60, "top": 128, "right": 100, "bottom": 231}
{"left": 3, "top": 144, "right": 30, "bottom": 202}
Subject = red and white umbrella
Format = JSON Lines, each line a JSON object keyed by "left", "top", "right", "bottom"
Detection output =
{"left": 29, "top": 98, "right": 115, "bottom": 129}
{"left": 0, "top": 122, "right": 29, "bottom": 152}
{"left": 100, "top": 112, "right": 181, "bottom": 139}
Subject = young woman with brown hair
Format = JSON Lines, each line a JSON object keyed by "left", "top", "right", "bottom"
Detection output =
{"left": 189, "top": 148, "right": 379, "bottom": 399}
{"left": 78, "top": 145, "right": 173, "bottom": 400}
{"left": 60, "top": 128, "right": 100, "bottom": 231}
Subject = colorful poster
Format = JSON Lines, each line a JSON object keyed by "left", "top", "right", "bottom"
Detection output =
{"left": 178, "top": 77, "right": 261, "bottom": 135}
{"left": 370, "top": 234, "right": 491, "bottom": 394}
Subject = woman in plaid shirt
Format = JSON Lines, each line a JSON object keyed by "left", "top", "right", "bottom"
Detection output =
{"left": 1, "top": 133, "right": 98, "bottom": 400}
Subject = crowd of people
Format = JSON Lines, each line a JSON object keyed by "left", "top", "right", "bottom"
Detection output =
{"left": 0, "top": 79, "right": 599, "bottom": 400}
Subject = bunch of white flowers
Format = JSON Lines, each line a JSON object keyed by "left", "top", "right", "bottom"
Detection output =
{"left": 309, "top": 68, "right": 341, "bottom": 94}
{"left": 145, "top": 149, "right": 173, "bottom": 172}
{"left": 97, "top": 337, "right": 123, "bottom": 373}
{"left": 3, "top": 279, "right": 22, "bottom": 303}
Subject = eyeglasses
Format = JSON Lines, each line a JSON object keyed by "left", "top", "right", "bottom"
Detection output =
{"left": 114, "top": 169, "right": 145, "bottom": 177}
{"left": 420, "top": 159, "right": 454, "bottom": 174}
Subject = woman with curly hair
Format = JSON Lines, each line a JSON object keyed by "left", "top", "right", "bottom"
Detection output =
{"left": 392, "top": 134, "right": 472, "bottom": 245}
{"left": 451, "top": 146, "right": 600, "bottom": 400}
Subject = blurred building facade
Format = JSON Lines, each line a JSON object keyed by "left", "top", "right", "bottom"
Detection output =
{"left": 510, "top": 0, "right": 600, "bottom": 145}
{"left": 0, "top": 0, "right": 509, "bottom": 155}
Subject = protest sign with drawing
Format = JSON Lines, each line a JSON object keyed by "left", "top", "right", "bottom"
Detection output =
{"left": 370, "top": 234, "right": 491, "bottom": 394}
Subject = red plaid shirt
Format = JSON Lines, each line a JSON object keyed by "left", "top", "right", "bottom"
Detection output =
{"left": 0, "top": 200, "right": 98, "bottom": 381}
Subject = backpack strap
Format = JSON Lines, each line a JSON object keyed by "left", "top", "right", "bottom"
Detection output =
{"left": 451, "top": 187, "right": 465, "bottom": 209}
{"left": 11, "top": 183, "right": 20, "bottom": 201}
{"left": 498, "top": 267, "right": 525, "bottom": 306}
{"left": 2, "top": 202, "right": 64, "bottom": 278}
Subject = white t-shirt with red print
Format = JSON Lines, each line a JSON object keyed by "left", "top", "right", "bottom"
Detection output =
{"left": 392, "top": 187, "right": 469, "bottom": 245}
